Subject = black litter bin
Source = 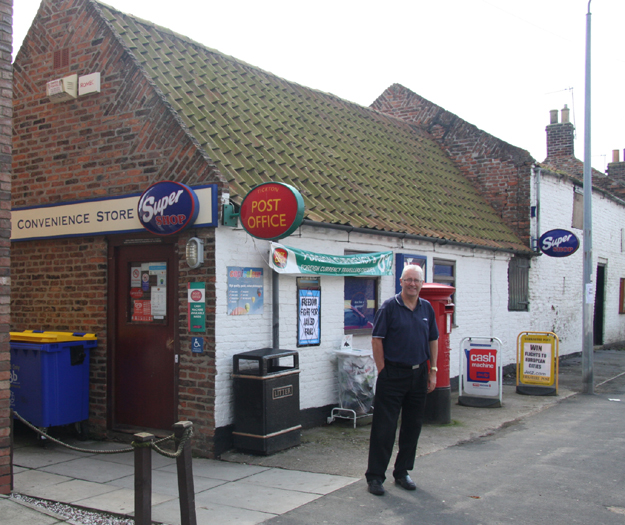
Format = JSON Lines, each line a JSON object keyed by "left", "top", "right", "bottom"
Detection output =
{"left": 232, "top": 348, "right": 301, "bottom": 455}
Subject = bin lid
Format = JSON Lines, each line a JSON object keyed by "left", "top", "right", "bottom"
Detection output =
{"left": 10, "top": 330, "right": 97, "bottom": 343}
{"left": 335, "top": 348, "right": 373, "bottom": 357}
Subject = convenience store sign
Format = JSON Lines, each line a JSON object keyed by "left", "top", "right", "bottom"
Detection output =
{"left": 11, "top": 185, "right": 217, "bottom": 241}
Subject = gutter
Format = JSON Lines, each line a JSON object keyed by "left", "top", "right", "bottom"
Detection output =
{"left": 300, "top": 219, "right": 535, "bottom": 256}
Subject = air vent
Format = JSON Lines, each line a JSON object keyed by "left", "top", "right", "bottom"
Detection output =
{"left": 53, "top": 48, "right": 70, "bottom": 69}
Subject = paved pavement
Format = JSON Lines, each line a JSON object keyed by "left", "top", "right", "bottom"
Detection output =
{"left": 5, "top": 347, "right": 625, "bottom": 524}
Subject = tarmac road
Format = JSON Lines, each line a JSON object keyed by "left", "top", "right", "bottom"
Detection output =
{"left": 266, "top": 371, "right": 625, "bottom": 525}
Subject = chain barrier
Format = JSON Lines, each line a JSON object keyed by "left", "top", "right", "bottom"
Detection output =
{"left": 12, "top": 410, "right": 193, "bottom": 459}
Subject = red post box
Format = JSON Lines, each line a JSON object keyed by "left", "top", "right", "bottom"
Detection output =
{"left": 420, "top": 283, "right": 455, "bottom": 424}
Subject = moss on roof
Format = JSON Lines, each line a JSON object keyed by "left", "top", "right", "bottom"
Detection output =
{"left": 95, "top": 0, "right": 528, "bottom": 252}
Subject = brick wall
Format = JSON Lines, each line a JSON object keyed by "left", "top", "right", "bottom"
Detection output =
{"left": 542, "top": 109, "right": 615, "bottom": 199}
{"left": 371, "top": 84, "right": 535, "bottom": 247}
{"left": 0, "top": 0, "right": 11, "bottom": 497}
{"left": 603, "top": 157, "right": 625, "bottom": 199}
{"left": 11, "top": 237, "right": 109, "bottom": 431}
{"left": 12, "top": 0, "right": 224, "bottom": 455}
{"left": 176, "top": 229, "right": 217, "bottom": 456}
{"left": 546, "top": 122, "right": 575, "bottom": 159}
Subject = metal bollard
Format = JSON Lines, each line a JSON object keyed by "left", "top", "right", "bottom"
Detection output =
{"left": 134, "top": 432, "right": 154, "bottom": 525}
{"left": 174, "top": 421, "right": 197, "bottom": 525}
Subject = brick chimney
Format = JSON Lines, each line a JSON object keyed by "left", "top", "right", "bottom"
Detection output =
{"left": 546, "top": 105, "right": 575, "bottom": 158}
{"left": 607, "top": 149, "right": 625, "bottom": 183}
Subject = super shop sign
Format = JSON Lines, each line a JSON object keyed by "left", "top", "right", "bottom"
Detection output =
{"left": 539, "top": 229, "right": 580, "bottom": 258}
{"left": 139, "top": 181, "right": 200, "bottom": 235}
{"left": 240, "top": 182, "right": 305, "bottom": 240}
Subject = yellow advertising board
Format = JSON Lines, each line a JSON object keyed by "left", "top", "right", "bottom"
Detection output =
{"left": 516, "top": 332, "right": 559, "bottom": 395}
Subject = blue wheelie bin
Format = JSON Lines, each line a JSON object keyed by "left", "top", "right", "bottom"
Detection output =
{"left": 10, "top": 331, "right": 97, "bottom": 438}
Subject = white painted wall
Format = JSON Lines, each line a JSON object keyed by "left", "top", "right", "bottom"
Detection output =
{"left": 214, "top": 224, "right": 522, "bottom": 427}
{"left": 529, "top": 171, "right": 625, "bottom": 355}
{"left": 213, "top": 178, "right": 625, "bottom": 427}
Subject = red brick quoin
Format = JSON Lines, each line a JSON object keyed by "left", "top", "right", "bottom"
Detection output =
{"left": 0, "top": 0, "right": 12, "bottom": 496}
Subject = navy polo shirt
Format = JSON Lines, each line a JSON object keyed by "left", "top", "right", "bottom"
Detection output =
{"left": 372, "top": 294, "right": 439, "bottom": 366}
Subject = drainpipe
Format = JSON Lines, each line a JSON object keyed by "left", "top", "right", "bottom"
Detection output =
{"left": 534, "top": 166, "right": 541, "bottom": 252}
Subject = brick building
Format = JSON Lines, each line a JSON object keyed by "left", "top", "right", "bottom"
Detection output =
{"left": 12, "top": 0, "right": 625, "bottom": 458}
{"left": 0, "top": 0, "right": 11, "bottom": 496}
{"left": 373, "top": 85, "right": 625, "bottom": 350}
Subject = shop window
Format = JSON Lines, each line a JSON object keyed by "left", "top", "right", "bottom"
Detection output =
{"left": 434, "top": 259, "right": 456, "bottom": 323}
{"left": 344, "top": 276, "right": 378, "bottom": 334}
{"left": 508, "top": 256, "right": 530, "bottom": 311}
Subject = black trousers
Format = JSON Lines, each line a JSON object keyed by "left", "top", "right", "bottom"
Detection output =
{"left": 365, "top": 362, "right": 428, "bottom": 482}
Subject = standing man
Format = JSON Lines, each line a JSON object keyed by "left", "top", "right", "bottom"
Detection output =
{"left": 365, "top": 264, "right": 439, "bottom": 496}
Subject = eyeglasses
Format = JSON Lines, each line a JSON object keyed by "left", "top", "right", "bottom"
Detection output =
{"left": 401, "top": 278, "right": 423, "bottom": 284}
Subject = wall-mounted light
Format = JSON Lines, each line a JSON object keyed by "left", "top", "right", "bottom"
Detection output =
{"left": 186, "top": 237, "right": 205, "bottom": 269}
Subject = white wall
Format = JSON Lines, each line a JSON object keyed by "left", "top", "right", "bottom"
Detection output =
{"left": 530, "top": 171, "right": 625, "bottom": 354}
{"left": 212, "top": 173, "right": 625, "bottom": 428}
{"left": 214, "top": 224, "right": 526, "bottom": 427}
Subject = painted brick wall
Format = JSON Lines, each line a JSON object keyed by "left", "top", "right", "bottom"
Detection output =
{"left": 214, "top": 226, "right": 348, "bottom": 428}
{"left": 12, "top": 0, "right": 224, "bottom": 455}
{"left": 214, "top": 224, "right": 526, "bottom": 430}
{"left": 0, "top": 0, "right": 11, "bottom": 497}
{"left": 371, "top": 84, "right": 535, "bottom": 247}
{"left": 214, "top": 203, "right": 625, "bottom": 431}
{"left": 530, "top": 171, "right": 625, "bottom": 352}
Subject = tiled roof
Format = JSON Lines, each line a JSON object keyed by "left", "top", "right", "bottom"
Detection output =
{"left": 95, "top": 1, "right": 529, "bottom": 252}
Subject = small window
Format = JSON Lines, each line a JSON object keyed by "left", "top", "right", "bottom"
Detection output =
{"left": 433, "top": 259, "right": 455, "bottom": 286}
{"left": 508, "top": 256, "right": 530, "bottom": 311}
{"left": 344, "top": 276, "right": 377, "bottom": 334}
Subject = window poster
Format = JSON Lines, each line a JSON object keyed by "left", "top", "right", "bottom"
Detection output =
{"left": 298, "top": 278, "right": 321, "bottom": 347}
{"left": 344, "top": 277, "right": 376, "bottom": 330}
{"left": 130, "top": 261, "right": 167, "bottom": 322}
{"left": 227, "top": 267, "right": 264, "bottom": 315}
{"left": 395, "top": 253, "right": 426, "bottom": 293}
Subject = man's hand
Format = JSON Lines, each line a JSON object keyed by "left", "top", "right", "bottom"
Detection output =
{"left": 427, "top": 370, "right": 437, "bottom": 393}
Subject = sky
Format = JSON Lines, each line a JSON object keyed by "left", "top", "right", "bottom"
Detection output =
{"left": 12, "top": 0, "right": 625, "bottom": 173}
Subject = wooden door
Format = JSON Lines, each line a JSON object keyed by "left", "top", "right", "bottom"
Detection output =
{"left": 110, "top": 241, "right": 178, "bottom": 432}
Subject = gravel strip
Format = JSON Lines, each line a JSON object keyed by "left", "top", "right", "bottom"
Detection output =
{"left": 10, "top": 493, "right": 139, "bottom": 525}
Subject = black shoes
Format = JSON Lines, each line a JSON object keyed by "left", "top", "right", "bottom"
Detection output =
{"left": 368, "top": 475, "right": 416, "bottom": 495}
{"left": 394, "top": 475, "right": 417, "bottom": 491}
{"left": 367, "top": 479, "right": 385, "bottom": 496}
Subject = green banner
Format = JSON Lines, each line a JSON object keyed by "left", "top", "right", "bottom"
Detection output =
{"left": 270, "top": 242, "right": 393, "bottom": 276}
